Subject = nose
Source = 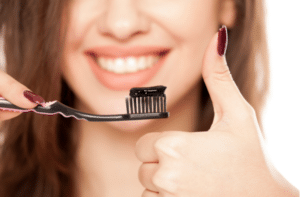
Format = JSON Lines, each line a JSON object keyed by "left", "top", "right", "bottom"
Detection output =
{"left": 98, "top": 0, "right": 150, "bottom": 41}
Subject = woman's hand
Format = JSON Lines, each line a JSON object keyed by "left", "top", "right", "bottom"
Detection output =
{"left": 0, "top": 69, "right": 45, "bottom": 122}
{"left": 135, "top": 29, "right": 294, "bottom": 197}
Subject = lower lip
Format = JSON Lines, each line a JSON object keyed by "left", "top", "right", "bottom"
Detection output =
{"left": 86, "top": 54, "right": 168, "bottom": 91}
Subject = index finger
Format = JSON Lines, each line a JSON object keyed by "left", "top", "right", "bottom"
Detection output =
{"left": 0, "top": 69, "right": 42, "bottom": 108}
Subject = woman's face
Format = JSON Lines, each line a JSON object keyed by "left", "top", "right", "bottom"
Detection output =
{"left": 61, "top": 0, "right": 235, "bottom": 131}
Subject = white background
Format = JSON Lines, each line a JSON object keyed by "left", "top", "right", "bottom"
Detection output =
{"left": 0, "top": 0, "right": 299, "bottom": 191}
{"left": 264, "top": 0, "right": 300, "bottom": 190}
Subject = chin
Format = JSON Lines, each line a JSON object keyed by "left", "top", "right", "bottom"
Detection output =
{"left": 106, "top": 119, "right": 155, "bottom": 133}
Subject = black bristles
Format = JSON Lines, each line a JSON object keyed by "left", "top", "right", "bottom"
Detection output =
{"left": 149, "top": 97, "right": 152, "bottom": 113}
{"left": 153, "top": 96, "right": 157, "bottom": 112}
{"left": 134, "top": 97, "right": 137, "bottom": 114}
{"left": 163, "top": 95, "right": 166, "bottom": 112}
{"left": 130, "top": 97, "right": 134, "bottom": 114}
{"left": 157, "top": 96, "right": 159, "bottom": 112}
{"left": 138, "top": 97, "right": 141, "bottom": 113}
{"left": 145, "top": 97, "right": 148, "bottom": 113}
{"left": 126, "top": 98, "right": 129, "bottom": 114}
{"left": 142, "top": 97, "right": 145, "bottom": 113}
{"left": 160, "top": 96, "right": 163, "bottom": 112}
{"left": 126, "top": 95, "right": 166, "bottom": 114}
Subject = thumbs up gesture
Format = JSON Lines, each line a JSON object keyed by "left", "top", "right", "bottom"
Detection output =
{"left": 135, "top": 26, "right": 296, "bottom": 197}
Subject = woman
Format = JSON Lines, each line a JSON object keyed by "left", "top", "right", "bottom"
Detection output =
{"left": 0, "top": 0, "right": 298, "bottom": 196}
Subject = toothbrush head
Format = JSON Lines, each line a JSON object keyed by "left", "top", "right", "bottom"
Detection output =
{"left": 126, "top": 86, "right": 167, "bottom": 114}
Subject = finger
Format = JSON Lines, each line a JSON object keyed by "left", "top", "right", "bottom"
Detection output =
{"left": 0, "top": 109, "right": 22, "bottom": 121}
{"left": 136, "top": 132, "right": 161, "bottom": 163}
{"left": 139, "top": 163, "right": 159, "bottom": 192}
{"left": 201, "top": 26, "right": 253, "bottom": 126}
{"left": 138, "top": 161, "right": 181, "bottom": 195}
{"left": 0, "top": 95, "right": 22, "bottom": 120}
{"left": 0, "top": 70, "right": 44, "bottom": 109}
{"left": 136, "top": 131, "right": 185, "bottom": 163}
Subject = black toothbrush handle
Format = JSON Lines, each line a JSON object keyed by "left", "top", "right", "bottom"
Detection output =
{"left": 35, "top": 101, "right": 169, "bottom": 121}
{"left": 0, "top": 98, "right": 169, "bottom": 121}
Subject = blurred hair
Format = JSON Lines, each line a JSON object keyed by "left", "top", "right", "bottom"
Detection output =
{"left": 0, "top": 0, "right": 269, "bottom": 196}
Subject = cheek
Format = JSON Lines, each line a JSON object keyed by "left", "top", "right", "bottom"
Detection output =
{"left": 146, "top": 1, "right": 219, "bottom": 111}
{"left": 139, "top": 0, "right": 219, "bottom": 41}
{"left": 140, "top": 0, "right": 219, "bottom": 84}
{"left": 65, "top": 1, "right": 103, "bottom": 47}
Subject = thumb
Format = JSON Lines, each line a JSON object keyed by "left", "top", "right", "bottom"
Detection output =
{"left": 202, "top": 26, "right": 252, "bottom": 127}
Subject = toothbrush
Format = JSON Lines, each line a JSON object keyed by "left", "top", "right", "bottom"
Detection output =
{"left": 0, "top": 86, "right": 169, "bottom": 122}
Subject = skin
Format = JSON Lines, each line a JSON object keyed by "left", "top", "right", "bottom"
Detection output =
{"left": 61, "top": 0, "right": 231, "bottom": 132}
{"left": 57, "top": 0, "right": 299, "bottom": 196}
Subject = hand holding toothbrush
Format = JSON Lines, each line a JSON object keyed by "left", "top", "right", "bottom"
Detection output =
{"left": 135, "top": 26, "right": 298, "bottom": 197}
{"left": 0, "top": 69, "right": 45, "bottom": 122}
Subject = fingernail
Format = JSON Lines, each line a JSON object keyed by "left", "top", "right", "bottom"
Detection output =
{"left": 23, "top": 90, "right": 45, "bottom": 105}
{"left": 217, "top": 25, "right": 228, "bottom": 56}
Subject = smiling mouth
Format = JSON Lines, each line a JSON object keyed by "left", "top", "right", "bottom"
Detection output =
{"left": 85, "top": 47, "right": 170, "bottom": 90}
{"left": 89, "top": 51, "right": 168, "bottom": 75}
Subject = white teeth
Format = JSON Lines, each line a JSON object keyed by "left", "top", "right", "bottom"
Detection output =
{"left": 127, "top": 57, "right": 138, "bottom": 73}
{"left": 107, "top": 59, "right": 114, "bottom": 72}
{"left": 114, "top": 58, "right": 126, "bottom": 74}
{"left": 96, "top": 56, "right": 160, "bottom": 74}
{"left": 137, "top": 57, "right": 146, "bottom": 71}
{"left": 99, "top": 58, "right": 106, "bottom": 69}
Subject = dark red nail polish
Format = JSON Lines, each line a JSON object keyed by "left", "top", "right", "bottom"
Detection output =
{"left": 23, "top": 90, "right": 45, "bottom": 105}
{"left": 217, "top": 25, "right": 228, "bottom": 56}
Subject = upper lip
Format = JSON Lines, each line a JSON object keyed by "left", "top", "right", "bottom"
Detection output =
{"left": 85, "top": 46, "right": 171, "bottom": 58}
